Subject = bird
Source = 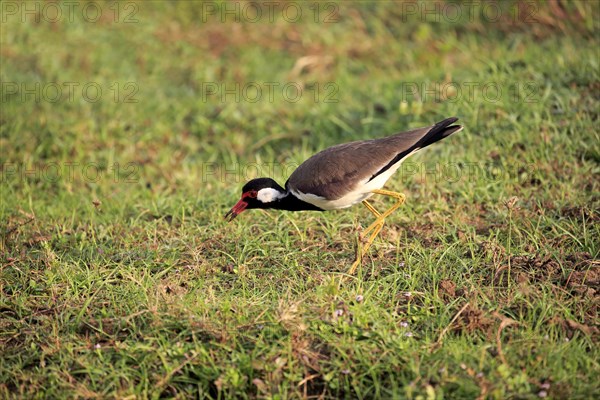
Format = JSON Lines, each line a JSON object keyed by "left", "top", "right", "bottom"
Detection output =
{"left": 225, "top": 117, "right": 463, "bottom": 274}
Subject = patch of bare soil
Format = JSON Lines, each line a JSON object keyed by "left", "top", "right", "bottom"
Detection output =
{"left": 487, "top": 251, "right": 597, "bottom": 293}
{"left": 548, "top": 316, "right": 599, "bottom": 340}
{"left": 560, "top": 206, "right": 599, "bottom": 222}
{"left": 509, "top": 254, "right": 562, "bottom": 284}
{"left": 439, "top": 279, "right": 456, "bottom": 300}
{"left": 565, "top": 254, "right": 598, "bottom": 298}
{"left": 452, "top": 304, "right": 495, "bottom": 336}
{"left": 404, "top": 223, "right": 442, "bottom": 248}
{"left": 438, "top": 279, "right": 468, "bottom": 302}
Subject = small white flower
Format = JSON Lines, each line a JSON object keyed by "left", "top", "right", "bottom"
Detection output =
{"left": 355, "top": 295, "right": 364, "bottom": 303}
{"left": 400, "top": 321, "right": 409, "bottom": 328}
{"left": 334, "top": 309, "right": 344, "bottom": 317}
{"left": 94, "top": 343, "right": 101, "bottom": 349}
{"left": 538, "top": 390, "right": 548, "bottom": 398}
{"left": 404, "top": 331, "right": 413, "bottom": 337}
{"left": 404, "top": 292, "right": 412, "bottom": 297}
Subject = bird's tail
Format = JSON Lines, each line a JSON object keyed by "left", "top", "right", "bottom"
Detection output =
{"left": 366, "top": 117, "right": 463, "bottom": 182}
{"left": 418, "top": 117, "right": 463, "bottom": 149}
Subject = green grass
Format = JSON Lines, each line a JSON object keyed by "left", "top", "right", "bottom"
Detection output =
{"left": 1, "top": 1, "right": 599, "bottom": 398}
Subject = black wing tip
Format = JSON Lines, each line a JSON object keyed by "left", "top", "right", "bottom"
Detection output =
{"left": 436, "top": 116, "right": 459, "bottom": 127}
{"left": 436, "top": 117, "right": 462, "bottom": 136}
{"left": 417, "top": 116, "right": 462, "bottom": 148}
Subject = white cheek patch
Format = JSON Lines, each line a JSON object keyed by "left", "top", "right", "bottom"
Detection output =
{"left": 257, "top": 187, "right": 285, "bottom": 203}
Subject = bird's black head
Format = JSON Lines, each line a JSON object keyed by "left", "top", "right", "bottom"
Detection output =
{"left": 225, "top": 178, "right": 287, "bottom": 221}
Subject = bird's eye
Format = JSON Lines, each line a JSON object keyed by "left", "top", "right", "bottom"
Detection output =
{"left": 246, "top": 190, "right": 258, "bottom": 198}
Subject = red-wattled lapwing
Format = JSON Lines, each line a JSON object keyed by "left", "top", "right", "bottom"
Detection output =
{"left": 225, "top": 117, "right": 463, "bottom": 274}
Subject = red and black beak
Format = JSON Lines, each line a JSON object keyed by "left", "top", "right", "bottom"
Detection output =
{"left": 224, "top": 198, "right": 248, "bottom": 222}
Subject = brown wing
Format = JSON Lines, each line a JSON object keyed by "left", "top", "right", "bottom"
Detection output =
{"left": 286, "top": 117, "right": 461, "bottom": 200}
{"left": 286, "top": 126, "right": 432, "bottom": 199}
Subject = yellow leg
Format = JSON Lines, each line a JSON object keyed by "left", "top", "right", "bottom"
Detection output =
{"left": 349, "top": 190, "right": 406, "bottom": 275}
{"left": 372, "top": 189, "right": 406, "bottom": 219}
{"left": 359, "top": 200, "right": 381, "bottom": 237}
{"left": 362, "top": 200, "right": 380, "bottom": 217}
{"left": 351, "top": 200, "right": 381, "bottom": 275}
